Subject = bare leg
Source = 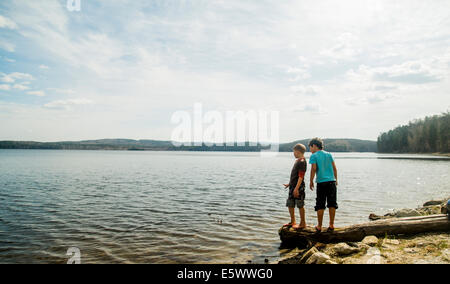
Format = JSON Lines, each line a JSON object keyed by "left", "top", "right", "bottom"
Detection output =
{"left": 299, "top": 207, "right": 306, "bottom": 228}
{"left": 316, "top": 209, "right": 324, "bottom": 230}
{"left": 288, "top": 207, "right": 296, "bottom": 225}
{"left": 293, "top": 208, "right": 306, "bottom": 229}
{"left": 329, "top": 207, "right": 336, "bottom": 229}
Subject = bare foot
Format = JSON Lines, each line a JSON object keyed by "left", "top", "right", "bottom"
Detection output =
{"left": 283, "top": 222, "right": 296, "bottom": 228}
{"left": 295, "top": 223, "right": 306, "bottom": 229}
{"left": 292, "top": 224, "right": 306, "bottom": 230}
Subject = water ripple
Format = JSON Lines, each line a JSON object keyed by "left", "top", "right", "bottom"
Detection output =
{"left": 0, "top": 150, "right": 449, "bottom": 263}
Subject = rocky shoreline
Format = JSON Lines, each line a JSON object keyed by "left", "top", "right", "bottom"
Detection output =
{"left": 278, "top": 197, "right": 450, "bottom": 264}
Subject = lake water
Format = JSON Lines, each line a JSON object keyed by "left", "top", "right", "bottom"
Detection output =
{"left": 0, "top": 150, "right": 449, "bottom": 264}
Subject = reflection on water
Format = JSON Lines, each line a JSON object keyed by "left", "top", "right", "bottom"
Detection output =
{"left": 0, "top": 150, "right": 449, "bottom": 264}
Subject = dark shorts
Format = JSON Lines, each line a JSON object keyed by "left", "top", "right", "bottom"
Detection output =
{"left": 315, "top": 181, "right": 338, "bottom": 211}
{"left": 286, "top": 187, "right": 305, "bottom": 208}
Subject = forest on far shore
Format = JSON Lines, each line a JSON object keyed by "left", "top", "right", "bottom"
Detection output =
{"left": 377, "top": 112, "right": 450, "bottom": 153}
{"left": 0, "top": 138, "right": 376, "bottom": 152}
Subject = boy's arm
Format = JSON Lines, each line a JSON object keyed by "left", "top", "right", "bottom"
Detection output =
{"left": 332, "top": 161, "right": 338, "bottom": 186}
{"left": 293, "top": 177, "right": 303, "bottom": 197}
{"left": 310, "top": 164, "right": 316, "bottom": 191}
{"left": 293, "top": 171, "right": 305, "bottom": 197}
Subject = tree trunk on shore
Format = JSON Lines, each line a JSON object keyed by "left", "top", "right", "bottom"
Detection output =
{"left": 279, "top": 214, "right": 450, "bottom": 247}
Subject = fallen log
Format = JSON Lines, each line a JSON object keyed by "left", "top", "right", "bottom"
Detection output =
{"left": 279, "top": 214, "right": 450, "bottom": 247}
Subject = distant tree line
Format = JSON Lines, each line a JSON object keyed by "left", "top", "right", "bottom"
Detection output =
{"left": 377, "top": 112, "right": 450, "bottom": 153}
{"left": 0, "top": 138, "right": 377, "bottom": 152}
{"left": 279, "top": 139, "right": 377, "bottom": 152}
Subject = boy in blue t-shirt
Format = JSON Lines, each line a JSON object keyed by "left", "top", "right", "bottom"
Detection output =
{"left": 308, "top": 138, "right": 338, "bottom": 233}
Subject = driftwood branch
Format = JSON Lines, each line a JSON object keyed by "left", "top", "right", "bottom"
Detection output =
{"left": 279, "top": 214, "right": 450, "bottom": 247}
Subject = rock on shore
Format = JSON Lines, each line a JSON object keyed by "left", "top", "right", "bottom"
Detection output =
{"left": 369, "top": 197, "right": 449, "bottom": 220}
{"left": 278, "top": 197, "right": 450, "bottom": 264}
{"left": 279, "top": 232, "right": 449, "bottom": 264}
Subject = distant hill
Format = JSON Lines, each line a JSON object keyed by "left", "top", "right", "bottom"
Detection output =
{"left": 279, "top": 138, "right": 377, "bottom": 152}
{"left": 0, "top": 139, "right": 174, "bottom": 151}
{"left": 0, "top": 138, "right": 377, "bottom": 152}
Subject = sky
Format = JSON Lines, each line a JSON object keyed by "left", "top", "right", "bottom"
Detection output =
{"left": 0, "top": 0, "right": 449, "bottom": 143}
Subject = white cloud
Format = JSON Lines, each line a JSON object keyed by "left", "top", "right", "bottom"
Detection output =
{"left": 286, "top": 67, "right": 310, "bottom": 81}
{"left": 373, "top": 85, "right": 397, "bottom": 92}
{"left": 27, "top": 90, "right": 46, "bottom": 97}
{"left": 2, "top": 57, "right": 15, "bottom": 63}
{"left": 1, "top": 72, "right": 34, "bottom": 83}
{"left": 350, "top": 61, "right": 444, "bottom": 85}
{"left": 339, "top": 53, "right": 450, "bottom": 107}
{"left": 0, "top": 40, "right": 15, "bottom": 52}
{"left": 320, "top": 32, "right": 363, "bottom": 62}
{"left": 0, "top": 84, "right": 11, "bottom": 91}
{"left": 345, "top": 93, "right": 397, "bottom": 106}
{"left": 366, "top": 94, "right": 396, "bottom": 104}
{"left": 291, "top": 85, "right": 319, "bottom": 96}
{"left": 1, "top": 0, "right": 450, "bottom": 141}
{"left": 0, "top": 15, "right": 17, "bottom": 29}
{"left": 47, "top": 88, "right": 76, "bottom": 95}
{"left": 294, "top": 102, "right": 327, "bottom": 114}
{"left": 43, "top": 98, "right": 94, "bottom": 110}
{"left": 8, "top": 0, "right": 127, "bottom": 79}
{"left": 13, "top": 83, "right": 30, "bottom": 91}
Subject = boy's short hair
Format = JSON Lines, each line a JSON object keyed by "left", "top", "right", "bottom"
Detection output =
{"left": 309, "top": 137, "right": 324, "bottom": 150}
{"left": 293, "top": 143, "right": 306, "bottom": 153}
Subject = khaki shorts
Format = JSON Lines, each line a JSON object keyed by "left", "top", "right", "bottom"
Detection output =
{"left": 286, "top": 188, "right": 305, "bottom": 208}
{"left": 286, "top": 198, "right": 304, "bottom": 208}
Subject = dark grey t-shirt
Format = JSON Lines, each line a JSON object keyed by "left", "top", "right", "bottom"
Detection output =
{"left": 289, "top": 158, "right": 307, "bottom": 190}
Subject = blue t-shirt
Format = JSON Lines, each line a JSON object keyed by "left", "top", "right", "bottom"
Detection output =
{"left": 309, "top": 150, "right": 336, "bottom": 183}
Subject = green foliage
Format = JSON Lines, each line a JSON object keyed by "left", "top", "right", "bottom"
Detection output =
{"left": 279, "top": 139, "right": 377, "bottom": 152}
{"left": 377, "top": 112, "right": 450, "bottom": 153}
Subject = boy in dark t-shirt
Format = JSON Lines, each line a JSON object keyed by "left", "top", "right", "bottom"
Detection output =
{"left": 283, "top": 143, "right": 307, "bottom": 230}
